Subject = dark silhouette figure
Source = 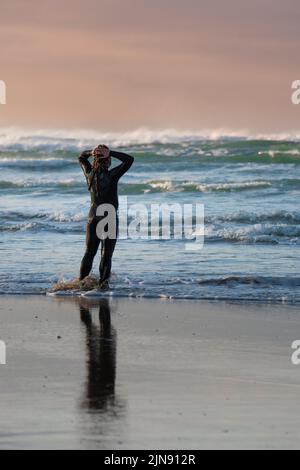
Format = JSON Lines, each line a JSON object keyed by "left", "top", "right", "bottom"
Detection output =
{"left": 79, "top": 299, "right": 117, "bottom": 411}
{"left": 79, "top": 146, "right": 134, "bottom": 288}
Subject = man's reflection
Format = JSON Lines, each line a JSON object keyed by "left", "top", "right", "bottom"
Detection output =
{"left": 79, "top": 299, "right": 118, "bottom": 412}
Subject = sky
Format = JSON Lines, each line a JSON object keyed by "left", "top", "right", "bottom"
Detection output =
{"left": 0, "top": 0, "right": 300, "bottom": 133}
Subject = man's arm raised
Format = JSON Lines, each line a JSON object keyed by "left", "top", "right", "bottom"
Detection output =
{"left": 79, "top": 149, "right": 93, "bottom": 177}
{"left": 110, "top": 150, "right": 134, "bottom": 180}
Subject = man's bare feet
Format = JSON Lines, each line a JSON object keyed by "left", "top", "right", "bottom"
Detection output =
{"left": 99, "top": 280, "right": 110, "bottom": 291}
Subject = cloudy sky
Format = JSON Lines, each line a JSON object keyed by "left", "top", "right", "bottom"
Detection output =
{"left": 0, "top": 0, "right": 300, "bottom": 133}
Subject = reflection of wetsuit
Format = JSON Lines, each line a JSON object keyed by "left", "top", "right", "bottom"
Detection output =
{"left": 79, "top": 150, "right": 134, "bottom": 283}
{"left": 79, "top": 299, "right": 117, "bottom": 410}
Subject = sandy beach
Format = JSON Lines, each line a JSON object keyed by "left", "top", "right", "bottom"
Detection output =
{"left": 0, "top": 295, "right": 299, "bottom": 450}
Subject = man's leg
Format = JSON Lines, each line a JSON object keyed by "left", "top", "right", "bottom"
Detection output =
{"left": 99, "top": 237, "right": 117, "bottom": 286}
{"left": 80, "top": 219, "right": 100, "bottom": 280}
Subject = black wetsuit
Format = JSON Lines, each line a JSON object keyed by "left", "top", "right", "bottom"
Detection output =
{"left": 79, "top": 150, "right": 134, "bottom": 283}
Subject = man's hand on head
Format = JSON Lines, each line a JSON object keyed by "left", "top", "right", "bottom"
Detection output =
{"left": 81, "top": 149, "right": 93, "bottom": 157}
{"left": 92, "top": 145, "right": 110, "bottom": 159}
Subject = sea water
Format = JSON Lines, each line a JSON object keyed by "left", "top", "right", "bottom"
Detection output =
{"left": 0, "top": 128, "right": 299, "bottom": 302}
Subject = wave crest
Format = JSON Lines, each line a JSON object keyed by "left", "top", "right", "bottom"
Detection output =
{"left": 2, "top": 127, "right": 300, "bottom": 151}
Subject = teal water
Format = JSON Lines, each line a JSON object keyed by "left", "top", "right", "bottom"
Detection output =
{"left": 0, "top": 130, "right": 299, "bottom": 302}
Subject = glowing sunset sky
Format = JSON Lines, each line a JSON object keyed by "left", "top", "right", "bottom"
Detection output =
{"left": 0, "top": 0, "right": 300, "bottom": 132}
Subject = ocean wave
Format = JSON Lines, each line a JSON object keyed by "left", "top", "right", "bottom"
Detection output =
{"left": 121, "top": 178, "right": 300, "bottom": 194}
{"left": 0, "top": 209, "right": 87, "bottom": 232}
{"left": 0, "top": 156, "right": 75, "bottom": 171}
{"left": 146, "top": 180, "right": 175, "bottom": 192}
{"left": 0, "top": 156, "right": 69, "bottom": 162}
{"left": 207, "top": 210, "right": 300, "bottom": 225}
{"left": 0, "top": 127, "right": 246, "bottom": 150}
{"left": 2, "top": 127, "right": 300, "bottom": 151}
{"left": 0, "top": 181, "right": 25, "bottom": 189}
{"left": 0, "top": 221, "right": 85, "bottom": 233}
{"left": 0, "top": 209, "right": 85, "bottom": 222}
{"left": 258, "top": 149, "right": 300, "bottom": 157}
{"left": 1, "top": 216, "right": 299, "bottom": 245}
{"left": 205, "top": 223, "right": 300, "bottom": 244}
{"left": 139, "top": 178, "right": 300, "bottom": 194}
{"left": 197, "top": 275, "right": 300, "bottom": 287}
{"left": 47, "top": 211, "right": 86, "bottom": 223}
{"left": 0, "top": 178, "right": 83, "bottom": 191}
{"left": 0, "top": 221, "right": 39, "bottom": 232}
{"left": 121, "top": 179, "right": 274, "bottom": 194}
{"left": 182, "top": 180, "right": 272, "bottom": 192}
{"left": 0, "top": 177, "right": 277, "bottom": 194}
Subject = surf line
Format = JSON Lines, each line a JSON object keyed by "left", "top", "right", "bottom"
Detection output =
{"left": 0, "top": 80, "right": 6, "bottom": 105}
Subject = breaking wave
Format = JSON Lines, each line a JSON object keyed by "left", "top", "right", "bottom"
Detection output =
{"left": 1, "top": 127, "right": 300, "bottom": 151}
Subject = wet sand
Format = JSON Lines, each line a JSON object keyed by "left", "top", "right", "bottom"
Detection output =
{"left": 0, "top": 295, "right": 300, "bottom": 449}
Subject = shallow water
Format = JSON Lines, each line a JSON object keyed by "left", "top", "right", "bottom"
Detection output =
{"left": 0, "top": 129, "right": 299, "bottom": 302}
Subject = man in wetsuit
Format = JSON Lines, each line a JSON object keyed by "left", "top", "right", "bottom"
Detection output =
{"left": 79, "top": 145, "right": 134, "bottom": 289}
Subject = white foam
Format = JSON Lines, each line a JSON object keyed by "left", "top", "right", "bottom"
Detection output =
{"left": 1, "top": 126, "right": 300, "bottom": 151}
{"left": 184, "top": 180, "right": 272, "bottom": 192}
{"left": 258, "top": 149, "right": 300, "bottom": 157}
{"left": 48, "top": 211, "right": 86, "bottom": 223}
{"left": 147, "top": 180, "right": 174, "bottom": 192}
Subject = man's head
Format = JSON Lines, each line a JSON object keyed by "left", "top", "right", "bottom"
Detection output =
{"left": 92, "top": 145, "right": 111, "bottom": 170}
